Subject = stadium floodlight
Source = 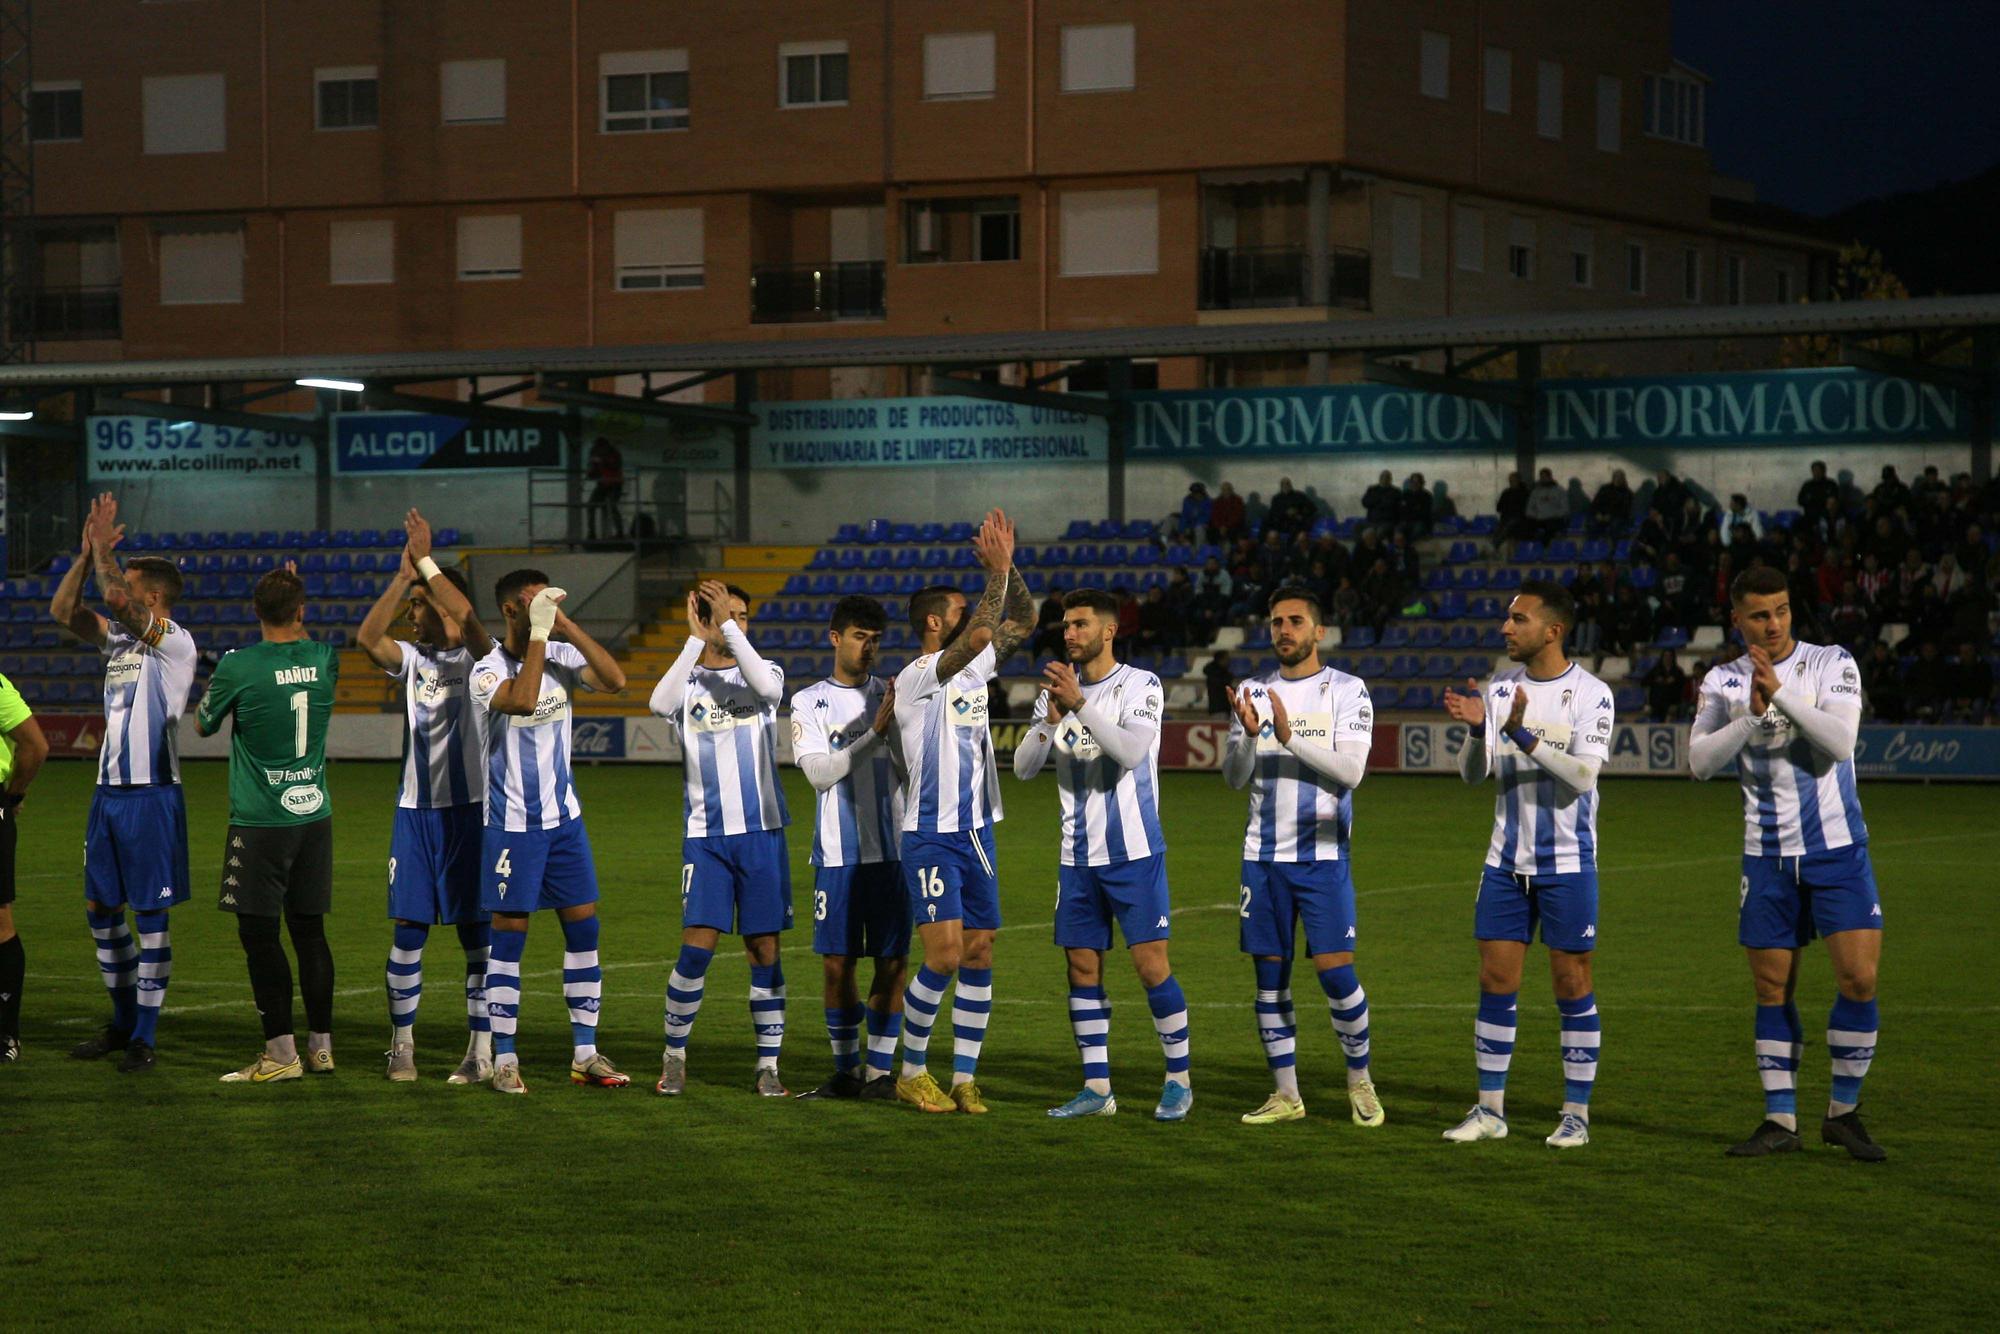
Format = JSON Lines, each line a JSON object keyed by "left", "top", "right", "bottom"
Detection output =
{"left": 296, "top": 377, "right": 366, "bottom": 392}
{"left": 0, "top": 409, "right": 32, "bottom": 421}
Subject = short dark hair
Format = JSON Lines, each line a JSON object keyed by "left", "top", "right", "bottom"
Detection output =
{"left": 1515, "top": 579, "right": 1577, "bottom": 632}
{"left": 1729, "top": 564, "right": 1789, "bottom": 605}
{"left": 253, "top": 568, "right": 306, "bottom": 626}
{"left": 697, "top": 582, "right": 754, "bottom": 624}
{"left": 493, "top": 567, "right": 550, "bottom": 614}
{"left": 1061, "top": 588, "right": 1119, "bottom": 618}
{"left": 908, "top": 583, "right": 961, "bottom": 635}
{"left": 829, "top": 595, "right": 887, "bottom": 634}
{"left": 1266, "top": 584, "right": 1323, "bottom": 624}
{"left": 415, "top": 566, "right": 471, "bottom": 601}
{"left": 126, "top": 556, "right": 183, "bottom": 608}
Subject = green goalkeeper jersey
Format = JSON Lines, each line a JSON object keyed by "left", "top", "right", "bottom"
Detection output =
{"left": 197, "top": 638, "right": 340, "bottom": 826}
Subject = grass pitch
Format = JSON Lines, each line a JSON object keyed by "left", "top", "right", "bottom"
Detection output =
{"left": 3, "top": 759, "right": 1995, "bottom": 1330}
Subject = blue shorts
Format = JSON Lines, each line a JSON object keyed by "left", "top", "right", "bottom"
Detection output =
{"left": 388, "top": 805, "right": 487, "bottom": 925}
{"left": 479, "top": 819, "right": 600, "bottom": 914}
{"left": 812, "top": 862, "right": 909, "bottom": 958}
{"left": 1239, "top": 859, "right": 1357, "bottom": 958}
{"left": 682, "top": 829, "right": 794, "bottom": 936}
{"left": 901, "top": 827, "right": 1001, "bottom": 932}
{"left": 1475, "top": 865, "right": 1598, "bottom": 952}
{"left": 1058, "top": 854, "right": 1171, "bottom": 950}
{"left": 1739, "top": 844, "right": 1881, "bottom": 950}
{"left": 84, "top": 785, "right": 191, "bottom": 911}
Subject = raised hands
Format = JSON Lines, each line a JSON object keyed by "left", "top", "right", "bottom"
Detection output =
{"left": 972, "top": 508, "right": 1016, "bottom": 576}
{"left": 1043, "top": 659, "right": 1085, "bottom": 714}
{"left": 871, "top": 680, "right": 897, "bottom": 735}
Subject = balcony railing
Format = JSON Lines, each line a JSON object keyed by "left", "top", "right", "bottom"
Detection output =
{"left": 750, "top": 261, "right": 885, "bottom": 323}
{"left": 1198, "top": 246, "right": 1371, "bottom": 311}
{"left": 8, "top": 284, "right": 122, "bottom": 340}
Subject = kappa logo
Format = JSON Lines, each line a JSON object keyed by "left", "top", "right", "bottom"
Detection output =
{"left": 158, "top": 887, "right": 172, "bottom": 900}
{"left": 1870, "top": 903, "right": 1882, "bottom": 916}
{"left": 1155, "top": 916, "right": 1170, "bottom": 929}
{"left": 1563, "top": 1048, "right": 1595, "bottom": 1064}
{"left": 1346, "top": 925, "right": 1356, "bottom": 938}
{"left": 1259, "top": 1028, "right": 1287, "bottom": 1042}
{"left": 228, "top": 857, "right": 241, "bottom": 868}
{"left": 573, "top": 997, "right": 602, "bottom": 1014}
{"left": 220, "top": 893, "right": 237, "bottom": 907}
{"left": 813, "top": 698, "right": 829, "bottom": 709}
{"left": 1723, "top": 677, "right": 1742, "bottom": 689}
{"left": 1473, "top": 1037, "right": 1495, "bottom": 1054}
{"left": 1582, "top": 924, "right": 1596, "bottom": 938}
{"left": 224, "top": 875, "right": 240, "bottom": 887}
{"left": 1596, "top": 696, "right": 1612, "bottom": 709}
{"left": 1757, "top": 1055, "right": 1789, "bottom": 1071}
{"left": 231, "top": 837, "right": 244, "bottom": 849}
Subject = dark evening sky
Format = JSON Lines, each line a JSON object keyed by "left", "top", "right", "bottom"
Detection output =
{"left": 1673, "top": 0, "right": 2000, "bottom": 216}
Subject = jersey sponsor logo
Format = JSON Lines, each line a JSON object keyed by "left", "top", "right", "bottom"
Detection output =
{"left": 946, "top": 684, "right": 988, "bottom": 727}
{"left": 281, "top": 785, "right": 326, "bottom": 816}
{"left": 273, "top": 666, "right": 320, "bottom": 685}
{"left": 528, "top": 687, "right": 570, "bottom": 724}
{"left": 105, "top": 655, "right": 143, "bottom": 688}
{"left": 264, "top": 765, "right": 318, "bottom": 785}
{"left": 415, "top": 669, "right": 465, "bottom": 706}
{"left": 687, "top": 696, "right": 758, "bottom": 733}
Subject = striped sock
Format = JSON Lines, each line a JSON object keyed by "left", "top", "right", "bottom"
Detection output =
{"left": 663, "top": 944, "right": 713, "bottom": 1055}
{"left": 899, "top": 965, "right": 950, "bottom": 1078}
{"left": 950, "top": 966, "right": 992, "bottom": 1087}
{"left": 1558, "top": 992, "right": 1601, "bottom": 1119}
{"left": 749, "top": 963, "right": 786, "bottom": 1070}
{"left": 1253, "top": 958, "right": 1299, "bottom": 1099}
{"left": 1755, "top": 1002, "right": 1803, "bottom": 1130}
{"left": 826, "top": 1003, "right": 865, "bottom": 1073}
{"left": 87, "top": 909, "right": 138, "bottom": 1034}
{"left": 1069, "top": 985, "right": 1112, "bottom": 1096}
{"left": 131, "top": 910, "right": 173, "bottom": 1047}
{"left": 456, "top": 920, "right": 491, "bottom": 1040}
{"left": 386, "top": 923, "right": 427, "bottom": 1042}
{"left": 485, "top": 928, "right": 526, "bottom": 1064}
{"left": 1827, "top": 994, "right": 1878, "bottom": 1117}
{"left": 1147, "top": 976, "right": 1191, "bottom": 1088}
{"left": 1320, "top": 963, "right": 1371, "bottom": 1080}
{"left": 863, "top": 1004, "right": 903, "bottom": 1080}
{"left": 1475, "top": 990, "right": 1518, "bottom": 1117}
{"left": 560, "top": 915, "right": 603, "bottom": 1063}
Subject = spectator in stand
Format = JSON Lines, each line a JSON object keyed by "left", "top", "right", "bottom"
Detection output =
{"left": 1176, "top": 482, "right": 1212, "bottom": 540}
{"left": 1642, "top": 648, "right": 1690, "bottom": 722}
{"left": 1931, "top": 552, "right": 1971, "bottom": 603}
{"left": 1814, "top": 547, "right": 1848, "bottom": 605}
{"left": 1798, "top": 460, "right": 1841, "bottom": 516}
{"left": 1226, "top": 538, "right": 1264, "bottom": 620}
{"left": 1953, "top": 522, "right": 1989, "bottom": 579}
{"left": 1263, "top": 476, "right": 1319, "bottom": 539}
{"left": 985, "top": 678, "right": 1014, "bottom": 722}
{"left": 1855, "top": 552, "right": 1891, "bottom": 614}
{"left": 1495, "top": 470, "right": 1530, "bottom": 546}
{"left": 1711, "top": 553, "right": 1736, "bottom": 623}
{"left": 1032, "top": 592, "right": 1066, "bottom": 659}
{"left": 1203, "top": 650, "right": 1236, "bottom": 715}
{"left": 1914, "top": 465, "right": 1948, "bottom": 506}
{"left": 1138, "top": 585, "right": 1183, "bottom": 652}
{"left": 1828, "top": 581, "right": 1872, "bottom": 649}
{"left": 1607, "top": 585, "right": 1648, "bottom": 657}
{"left": 1568, "top": 588, "right": 1604, "bottom": 659}
{"left": 1906, "top": 584, "right": 1952, "bottom": 650}
{"left": 1721, "top": 494, "right": 1763, "bottom": 542}
{"left": 1944, "top": 641, "right": 1994, "bottom": 722}
{"left": 1589, "top": 469, "right": 1634, "bottom": 535}
{"left": 1362, "top": 470, "right": 1401, "bottom": 528}
{"left": 1524, "top": 467, "right": 1568, "bottom": 542}
{"left": 1253, "top": 529, "right": 1290, "bottom": 592}
{"left": 585, "top": 436, "right": 625, "bottom": 539}
{"left": 1656, "top": 552, "right": 1696, "bottom": 630}
{"left": 1330, "top": 576, "right": 1361, "bottom": 631}
{"left": 1864, "top": 515, "right": 1908, "bottom": 570}
{"left": 1400, "top": 472, "right": 1434, "bottom": 537}
{"left": 1385, "top": 529, "right": 1421, "bottom": 585}
{"left": 1905, "top": 639, "right": 1949, "bottom": 721}
{"left": 1192, "top": 556, "right": 1232, "bottom": 635}
{"left": 1208, "top": 481, "right": 1247, "bottom": 544}
{"left": 1358, "top": 558, "right": 1401, "bottom": 634}
{"left": 1650, "top": 469, "right": 1692, "bottom": 534}
{"left": 1631, "top": 508, "right": 1671, "bottom": 566}
{"left": 1871, "top": 465, "right": 1911, "bottom": 514}
{"left": 1116, "top": 588, "right": 1142, "bottom": 648}
{"left": 1894, "top": 547, "right": 1932, "bottom": 617}
{"left": 1810, "top": 494, "right": 1849, "bottom": 548}
{"left": 1862, "top": 640, "right": 1905, "bottom": 721}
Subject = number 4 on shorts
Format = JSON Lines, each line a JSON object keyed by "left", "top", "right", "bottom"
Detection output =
{"left": 494, "top": 847, "right": 514, "bottom": 877}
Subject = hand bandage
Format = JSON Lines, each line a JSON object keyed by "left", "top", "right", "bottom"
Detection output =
{"left": 528, "top": 586, "right": 567, "bottom": 642}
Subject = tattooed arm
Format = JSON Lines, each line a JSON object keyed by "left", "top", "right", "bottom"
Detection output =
{"left": 84, "top": 493, "right": 156, "bottom": 641}
{"left": 934, "top": 509, "right": 1017, "bottom": 681}
{"left": 988, "top": 564, "right": 1036, "bottom": 664}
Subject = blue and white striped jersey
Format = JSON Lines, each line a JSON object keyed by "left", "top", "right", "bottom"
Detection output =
{"left": 1031, "top": 665, "right": 1166, "bottom": 867}
{"left": 666, "top": 659, "right": 789, "bottom": 839}
{"left": 389, "top": 640, "right": 484, "bottom": 810}
{"left": 895, "top": 645, "right": 1003, "bottom": 834}
{"left": 1475, "top": 663, "right": 1613, "bottom": 875}
{"left": 1229, "top": 667, "right": 1373, "bottom": 862}
{"left": 469, "top": 640, "right": 592, "bottom": 832}
{"left": 1696, "top": 641, "right": 1868, "bottom": 856}
{"left": 792, "top": 676, "right": 902, "bottom": 867}
{"left": 98, "top": 617, "right": 198, "bottom": 787}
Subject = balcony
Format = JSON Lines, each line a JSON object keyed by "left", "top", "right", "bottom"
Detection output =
{"left": 1198, "top": 246, "right": 1371, "bottom": 312}
{"left": 750, "top": 261, "right": 885, "bottom": 323}
{"left": 9, "top": 284, "right": 121, "bottom": 340}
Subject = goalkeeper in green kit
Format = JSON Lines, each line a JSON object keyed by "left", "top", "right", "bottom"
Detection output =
{"left": 195, "top": 567, "right": 340, "bottom": 1084}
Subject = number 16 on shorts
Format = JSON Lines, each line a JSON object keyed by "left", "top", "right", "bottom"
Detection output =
{"left": 917, "top": 865, "right": 944, "bottom": 921}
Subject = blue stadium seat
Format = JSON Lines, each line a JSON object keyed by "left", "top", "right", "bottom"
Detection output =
{"left": 785, "top": 628, "right": 815, "bottom": 649}
{"left": 1443, "top": 624, "right": 1477, "bottom": 649}
{"left": 1122, "top": 520, "right": 1155, "bottom": 540}
{"left": 894, "top": 547, "right": 921, "bottom": 569}
{"left": 1355, "top": 654, "right": 1389, "bottom": 678}
{"left": 1653, "top": 626, "right": 1690, "bottom": 649}
{"left": 1072, "top": 543, "right": 1100, "bottom": 565}
{"left": 889, "top": 523, "right": 916, "bottom": 544}
{"left": 896, "top": 573, "right": 926, "bottom": 594}
{"left": 1063, "top": 520, "right": 1093, "bottom": 540}
{"left": 1457, "top": 567, "right": 1490, "bottom": 591}
{"left": 1424, "top": 568, "right": 1454, "bottom": 591}
{"left": 1041, "top": 544, "right": 1070, "bottom": 566}
{"left": 807, "top": 548, "right": 836, "bottom": 570}
{"left": 921, "top": 547, "right": 949, "bottom": 569}
{"left": 1466, "top": 595, "right": 1503, "bottom": 619}
{"left": 1455, "top": 655, "right": 1492, "bottom": 678}
{"left": 836, "top": 549, "right": 864, "bottom": 570}
{"left": 832, "top": 523, "right": 862, "bottom": 545}
{"left": 1445, "top": 541, "right": 1478, "bottom": 565}
{"left": 1546, "top": 539, "right": 1580, "bottom": 562}
{"left": 950, "top": 548, "right": 979, "bottom": 568}
{"left": 1580, "top": 540, "right": 1611, "bottom": 563}
{"left": 1344, "top": 625, "right": 1376, "bottom": 649}
{"left": 915, "top": 522, "right": 944, "bottom": 543}
{"left": 1434, "top": 515, "right": 1465, "bottom": 536}
{"left": 1411, "top": 625, "right": 1445, "bottom": 649}
{"left": 860, "top": 519, "right": 891, "bottom": 544}
{"left": 837, "top": 574, "right": 869, "bottom": 594}
{"left": 1489, "top": 568, "right": 1522, "bottom": 591}
{"left": 809, "top": 574, "right": 838, "bottom": 595}
{"left": 1417, "top": 654, "right": 1453, "bottom": 678}
{"left": 1100, "top": 543, "right": 1128, "bottom": 566}
{"left": 1128, "top": 546, "right": 1158, "bottom": 568}
{"left": 1615, "top": 686, "right": 1645, "bottom": 715}
{"left": 1478, "top": 628, "right": 1505, "bottom": 652}
{"left": 944, "top": 522, "right": 975, "bottom": 542}
{"left": 1515, "top": 541, "right": 1544, "bottom": 562}
{"left": 1091, "top": 520, "right": 1120, "bottom": 540}
{"left": 1401, "top": 685, "right": 1437, "bottom": 710}
{"left": 1429, "top": 592, "right": 1466, "bottom": 620}
{"left": 866, "top": 574, "right": 896, "bottom": 595}
{"left": 1022, "top": 570, "right": 1048, "bottom": 594}
{"left": 1628, "top": 566, "right": 1657, "bottom": 590}
{"left": 1378, "top": 625, "right": 1412, "bottom": 649}
{"left": 781, "top": 574, "right": 810, "bottom": 595}
{"left": 1371, "top": 685, "right": 1402, "bottom": 708}
{"left": 866, "top": 548, "right": 893, "bottom": 569}
{"left": 1164, "top": 544, "right": 1194, "bottom": 565}
{"left": 1046, "top": 570, "right": 1075, "bottom": 593}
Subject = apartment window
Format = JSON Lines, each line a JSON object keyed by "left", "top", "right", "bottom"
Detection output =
{"left": 30, "top": 82, "right": 83, "bottom": 142}
{"left": 1682, "top": 247, "right": 1702, "bottom": 302}
{"left": 329, "top": 219, "right": 393, "bottom": 286}
{"left": 142, "top": 73, "right": 225, "bottom": 155}
{"left": 1536, "top": 60, "right": 1562, "bottom": 139}
{"left": 780, "top": 41, "right": 849, "bottom": 107}
{"left": 1059, "top": 188, "right": 1157, "bottom": 277}
{"left": 1570, "top": 227, "right": 1594, "bottom": 288}
{"left": 315, "top": 66, "right": 379, "bottom": 131}
{"left": 1061, "top": 23, "right": 1134, "bottom": 93}
{"left": 602, "top": 50, "right": 689, "bottom": 132}
{"left": 1507, "top": 216, "right": 1536, "bottom": 280}
{"left": 1390, "top": 195, "right": 1422, "bottom": 279}
{"left": 923, "top": 31, "right": 995, "bottom": 100}
{"left": 1775, "top": 266, "right": 1795, "bottom": 304}
{"left": 1453, "top": 204, "right": 1484, "bottom": 272}
{"left": 1419, "top": 30, "right": 1450, "bottom": 100}
{"left": 158, "top": 224, "right": 243, "bottom": 305}
{"left": 1626, "top": 241, "right": 1646, "bottom": 295}
{"left": 613, "top": 209, "right": 704, "bottom": 290}
{"left": 1643, "top": 71, "right": 1706, "bottom": 146}
{"left": 1483, "top": 47, "right": 1510, "bottom": 114}
{"left": 441, "top": 59, "right": 506, "bottom": 125}
{"left": 1596, "top": 75, "right": 1621, "bottom": 153}
{"left": 457, "top": 215, "right": 522, "bottom": 281}
{"left": 905, "top": 196, "right": 1020, "bottom": 264}
{"left": 1725, "top": 254, "right": 1746, "bottom": 306}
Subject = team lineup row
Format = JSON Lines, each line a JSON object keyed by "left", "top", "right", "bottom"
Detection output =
{"left": 2, "top": 499, "right": 1888, "bottom": 1158}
